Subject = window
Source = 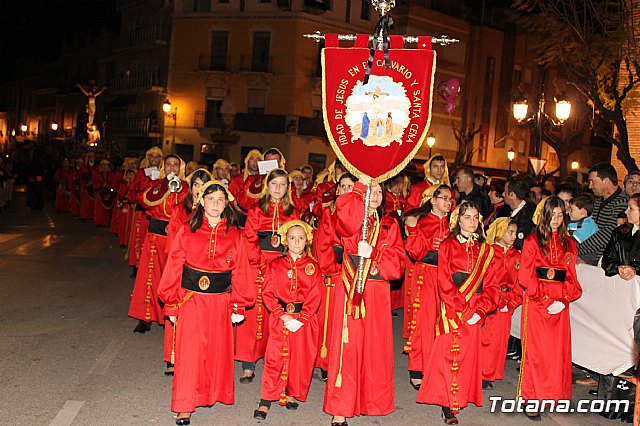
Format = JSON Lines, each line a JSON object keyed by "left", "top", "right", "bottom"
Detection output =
{"left": 210, "top": 31, "right": 228, "bottom": 71}
{"left": 247, "top": 89, "right": 266, "bottom": 114}
{"left": 219, "top": 0, "right": 229, "bottom": 3}
{"left": 251, "top": 32, "right": 271, "bottom": 72}
{"left": 478, "top": 134, "right": 488, "bottom": 162}
{"left": 205, "top": 99, "right": 223, "bottom": 127}
{"left": 194, "top": 0, "right": 211, "bottom": 12}
{"left": 361, "top": 1, "right": 370, "bottom": 20}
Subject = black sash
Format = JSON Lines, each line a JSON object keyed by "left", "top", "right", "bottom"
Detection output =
{"left": 333, "top": 245, "right": 344, "bottom": 265}
{"left": 236, "top": 211, "right": 247, "bottom": 228}
{"left": 419, "top": 250, "right": 438, "bottom": 266}
{"left": 278, "top": 299, "right": 304, "bottom": 313}
{"left": 348, "top": 254, "right": 381, "bottom": 280}
{"left": 136, "top": 202, "right": 147, "bottom": 212}
{"left": 257, "top": 231, "right": 284, "bottom": 253}
{"left": 451, "top": 271, "right": 482, "bottom": 292}
{"left": 181, "top": 265, "right": 232, "bottom": 294}
{"left": 148, "top": 217, "right": 169, "bottom": 236}
{"left": 536, "top": 267, "right": 567, "bottom": 282}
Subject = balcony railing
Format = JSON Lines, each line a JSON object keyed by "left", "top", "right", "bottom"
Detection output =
{"left": 194, "top": 111, "right": 223, "bottom": 128}
{"left": 197, "top": 55, "right": 229, "bottom": 72}
{"left": 113, "top": 25, "right": 170, "bottom": 50}
{"left": 109, "top": 72, "right": 164, "bottom": 93}
{"left": 109, "top": 116, "right": 161, "bottom": 137}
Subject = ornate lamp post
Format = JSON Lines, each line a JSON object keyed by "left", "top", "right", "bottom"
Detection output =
{"left": 426, "top": 134, "right": 435, "bottom": 157}
{"left": 507, "top": 148, "right": 515, "bottom": 172}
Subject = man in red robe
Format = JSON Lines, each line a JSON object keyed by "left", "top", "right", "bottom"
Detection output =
{"left": 406, "top": 154, "right": 450, "bottom": 210}
{"left": 79, "top": 151, "right": 98, "bottom": 221}
{"left": 235, "top": 148, "right": 286, "bottom": 212}
{"left": 312, "top": 160, "right": 347, "bottom": 221}
{"left": 93, "top": 159, "right": 115, "bottom": 226}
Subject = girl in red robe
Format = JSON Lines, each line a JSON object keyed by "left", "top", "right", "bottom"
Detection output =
{"left": 417, "top": 201, "right": 499, "bottom": 425}
{"left": 480, "top": 217, "right": 521, "bottom": 389}
{"left": 236, "top": 168, "right": 299, "bottom": 382}
{"left": 158, "top": 181, "right": 255, "bottom": 425}
{"left": 323, "top": 180, "right": 405, "bottom": 426}
{"left": 403, "top": 184, "right": 453, "bottom": 391}
{"left": 312, "top": 173, "right": 358, "bottom": 380}
{"left": 516, "top": 196, "right": 582, "bottom": 420}
{"left": 254, "top": 220, "right": 320, "bottom": 420}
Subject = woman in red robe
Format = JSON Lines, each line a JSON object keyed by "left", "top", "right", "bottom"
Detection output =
{"left": 116, "top": 169, "right": 136, "bottom": 247}
{"left": 158, "top": 181, "right": 255, "bottom": 425}
{"left": 417, "top": 200, "right": 499, "bottom": 424}
{"left": 403, "top": 184, "right": 453, "bottom": 391}
{"left": 128, "top": 155, "right": 188, "bottom": 333}
{"left": 312, "top": 173, "right": 357, "bottom": 380}
{"left": 254, "top": 220, "right": 320, "bottom": 419}
{"left": 323, "top": 180, "right": 405, "bottom": 426}
{"left": 480, "top": 217, "right": 521, "bottom": 389}
{"left": 92, "top": 159, "right": 115, "bottom": 226}
{"left": 236, "top": 168, "right": 299, "bottom": 382}
{"left": 516, "top": 196, "right": 582, "bottom": 420}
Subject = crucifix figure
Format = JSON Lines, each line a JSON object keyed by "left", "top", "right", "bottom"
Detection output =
{"left": 364, "top": 86, "right": 389, "bottom": 120}
{"left": 76, "top": 82, "right": 107, "bottom": 127}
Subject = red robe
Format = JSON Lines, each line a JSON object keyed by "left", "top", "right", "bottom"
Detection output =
{"left": 384, "top": 191, "right": 407, "bottom": 218}
{"left": 517, "top": 232, "right": 581, "bottom": 402}
{"left": 92, "top": 170, "right": 115, "bottom": 226}
{"left": 235, "top": 202, "right": 299, "bottom": 363}
{"left": 68, "top": 168, "right": 82, "bottom": 217}
{"left": 115, "top": 180, "right": 134, "bottom": 246}
{"left": 403, "top": 212, "right": 450, "bottom": 374}
{"left": 481, "top": 243, "right": 522, "bottom": 382}
{"left": 126, "top": 169, "right": 156, "bottom": 267}
{"left": 128, "top": 179, "right": 188, "bottom": 324}
{"left": 313, "top": 180, "right": 337, "bottom": 220}
{"left": 235, "top": 174, "right": 265, "bottom": 212}
{"left": 323, "top": 182, "right": 405, "bottom": 418}
{"left": 54, "top": 168, "right": 71, "bottom": 212}
{"left": 312, "top": 208, "right": 342, "bottom": 371}
{"left": 261, "top": 252, "right": 320, "bottom": 403}
{"left": 158, "top": 219, "right": 255, "bottom": 413}
{"left": 79, "top": 163, "right": 97, "bottom": 219}
{"left": 291, "top": 188, "right": 314, "bottom": 221}
{"left": 417, "top": 235, "right": 499, "bottom": 412}
{"left": 228, "top": 173, "right": 246, "bottom": 199}
{"left": 109, "top": 170, "right": 124, "bottom": 234}
{"left": 406, "top": 179, "right": 434, "bottom": 210}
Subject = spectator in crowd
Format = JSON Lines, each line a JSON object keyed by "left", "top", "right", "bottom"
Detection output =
{"left": 454, "top": 167, "right": 491, "bottom": 219}
{"left": 578, "top": 163, "right": 628, "bottom": 265}
{"left": 529, "top": 182, "right": 543, "bottom": 205}
{"left": 503, "top": 177, "right": 536, "bottom": 251}
{"left": 617, "top": 211, "right": 628, "bottom": 226}
{"left": 484, "top": 179, "right": 510, "bottom": 227}
{"left": 555, "top": 183, "right": 578, "bottom": 212}
{"left": 474, "top": 174, "right": 488, "bottom": 194}
{"left": 567, "top": 194, "right": 599, "bottom": 244}
{"left": 623, "top": 171, "right": 640, "bottom": 197}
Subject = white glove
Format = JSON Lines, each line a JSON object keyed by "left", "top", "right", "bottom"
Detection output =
{"left": 168, "top": 316, "right": 176, "bottom": 324}
{"left": 500, "top": 306, "right": 509, "bottom": 313}
{"left": 231, "top": 313, "right": 245, "bottom": 324}
{"left": 357, "top": 241, "right": 373, "bottom": 259}
{"left": 166, "top": 172, "right": 176, "bottom": 180}
{"left": 467, "top": 313, "right": 481, "bottom": 325}
{"left": 285, "top": 319, "right": 303, "bottom": 332}
{"left": 547, "top": 301, "right": 566, "bottom": 315}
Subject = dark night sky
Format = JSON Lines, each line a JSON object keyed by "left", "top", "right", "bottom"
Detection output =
{"left": 0, "top": 0, "right": 119, "bottom": 81}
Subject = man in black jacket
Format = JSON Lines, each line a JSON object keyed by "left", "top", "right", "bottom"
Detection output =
{"left": 504, "top": 176, "right": 536, "bottom": 251}
{"left": 454, "top": 167, "right": 491, "bottom": 219}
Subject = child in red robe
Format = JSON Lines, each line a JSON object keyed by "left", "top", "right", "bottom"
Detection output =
{"left": 254, "top": 220, "right": 320, "bottom": 420}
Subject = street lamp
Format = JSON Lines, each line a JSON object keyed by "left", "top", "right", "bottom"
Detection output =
{"left": 512, "top": 85, "right": 571, "bottom": 161}
{"left": 163, "top": 100, "right": 177, "bottom": 123}
{"left": 507, "top": 148, "right": 515, "bottom": 172}
{"left": 426, "top": 133, "right": 436, "bottom": 157}
{"left": 20, "top": 124, "right": 28, "bottom": 133}
{"left": 51, "top": 122, "right": 59, "bottom": 131}
{"left": 571, "top": 161, "right": 579, "bottom": 170}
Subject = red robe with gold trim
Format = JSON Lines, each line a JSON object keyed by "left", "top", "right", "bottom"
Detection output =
{"left": 79, "top": 163, "right": 97, "bottom": 220}
{"left": 313, "top": 180, "right": 338, "bottom": 220}
{"left": 128, "top": 179, "right": 188, "bottom": 324}
{"left": 261, "top": 252, "right": 320, "bottom": 403}
{"left": 406, "top": 179, "right": 434, "bottom": 210}
{"left": 312, "top": 208, "right": 342, "bottom": 371}
{"left": 481, "top": 243, "right": 522, "bottom": 382}
{"left": 404, "top": 212, "right": 449, "bottom": 374}
{"left": 417, "top": 235, "right": 499, "bottom": 412}
{"left": 292, "top": 188, "right": 314, "bottom": 221}
{"left": 517, "top": 232, "right": 581, "bottom": 401}
{"left": 323, "top": 182, "right": 405, "bottom": 418}
{"left": 115, "top": 180, "right": 134, "bottom": 246}
{"left": 384, "top": 191, "right": 407, "bottom": 218}
{"left": 109, "top": 170, "right": 124, "bottom": 234}
{"left": 235, "top": 174, "right": 265, "bottom": 212}
{"left": 126, "top": 169, "right": 155, "bottom": 267}
{"left": 158, "top": 219, "right": 255, "bottom": 413}
{"left": 235, "top": 202, "right": 299, "bottom": 363}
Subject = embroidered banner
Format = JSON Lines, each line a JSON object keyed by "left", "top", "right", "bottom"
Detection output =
{"left": 322, "top": 34, "right": 436, "bottom": 183}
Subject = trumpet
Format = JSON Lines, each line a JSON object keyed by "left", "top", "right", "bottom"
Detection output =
{"left": 167, "top": 173, "right": 182, "bottom": 193}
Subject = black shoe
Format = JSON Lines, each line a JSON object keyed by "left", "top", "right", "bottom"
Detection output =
{"left": 588, "top": 389, "right": 597, "bottom": 396}
{"left": 285, "top": 401, "right": 299, "bottom": 410}
{"left": 165, "top": 362, "right": 174, "bottom": 376}
{"left": 175, "top": 414, "right": 191, "bottom": 425}
{"left": 330, "top": 418, "right": 348, "bottom": 426}
{"left": 410, "top": 378, "right": 422, "bottom": 390}
{"left": 320, "top": 369, "right": 328, "bottom": 382}
{"left": 130, "top": 267, "right": 138, "bottom": 278}
{"left": 442, "top": 407, "right": 458, "bottom": 425}
{"left": 482, "top": 380, "right": 493, "bottom": 390}
{"left": 254, "top": 409, "right": 268, "bottom": 420}
{"left": 239, "top": 372, "right": 255, "bottom": 384}
{"left": 133, "top": 320, "right": 151, "bottom": 333}
{"left": 525, "top": 412, "right": 541, "bottom": 421}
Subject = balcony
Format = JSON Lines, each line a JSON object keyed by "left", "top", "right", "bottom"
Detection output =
{"left": 113, "top": 25, "right": 170, "bottom": 51}
{"left": 109, "top": 116, "right": 161, "bottom": 138}
{"left": 197, "top": 56, "right": 229, "bottom": 72}
{"left": 109, "top": 72, "right": 164, "bottom": 93}
{"left": 194, "top": 111, "right": 223, "bottom": 129}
